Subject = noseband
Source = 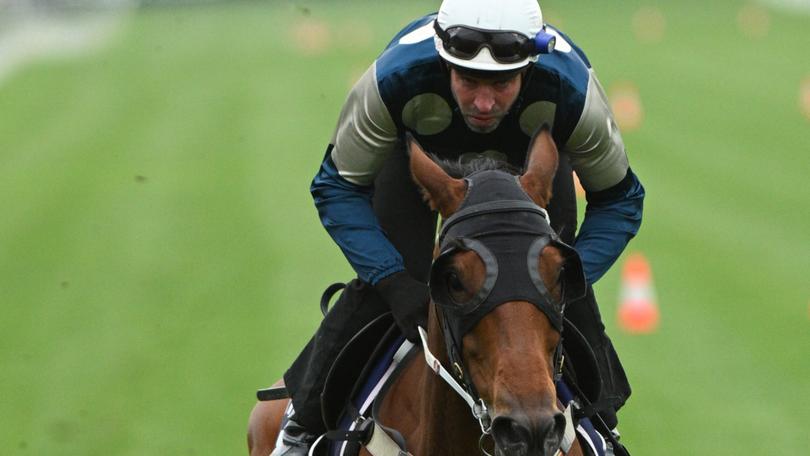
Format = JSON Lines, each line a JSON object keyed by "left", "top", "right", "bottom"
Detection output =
{"left": 420, "top": 170, "right": 586, "bottom": 446}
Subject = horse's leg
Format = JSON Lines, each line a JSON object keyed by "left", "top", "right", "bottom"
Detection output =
{"left": 247, "top": 380, "right": 288, "bottom": 456}
{"left": 247, "top": 398, "right": 288, "bottom": 455}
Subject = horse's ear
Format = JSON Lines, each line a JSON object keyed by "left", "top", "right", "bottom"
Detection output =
{"left": 519, "top": 126, "right": 559, "bottom": 208}
{"left": 407, "top": 134, "right": 466, "bottom": 217}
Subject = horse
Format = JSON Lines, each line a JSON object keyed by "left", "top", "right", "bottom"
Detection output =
{"left": 248, "top": 128, "right": 591, "bottom": 456}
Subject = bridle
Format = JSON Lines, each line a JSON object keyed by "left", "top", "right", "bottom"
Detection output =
{"left": 418, "top": 169, "right": 586, "bottom": 453}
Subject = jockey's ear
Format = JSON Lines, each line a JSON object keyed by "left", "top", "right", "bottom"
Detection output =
{"left": 519, "top": 126, "right": 559, "bottom": 208}
{"left": 407, "top": 133, "right": 466, "bottom": 218}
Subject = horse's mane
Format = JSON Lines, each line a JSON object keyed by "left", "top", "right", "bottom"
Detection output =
{"left": 431, "top": 154, "right": 521, "bottom": 178}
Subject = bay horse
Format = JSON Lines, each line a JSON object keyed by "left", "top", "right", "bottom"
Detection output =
{"left": 248, "top": 128, "right": 590, "bottom": 456}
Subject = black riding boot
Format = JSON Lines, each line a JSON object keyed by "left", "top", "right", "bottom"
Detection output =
{"left": 283, "top": 279, "right": 389, "bottom": 434}
{"left": 565, "top": 286, "right": 631, "bottom": 429}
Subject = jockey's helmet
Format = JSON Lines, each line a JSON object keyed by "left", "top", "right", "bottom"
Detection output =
{"left": 434, "top": 0, "right": 556, "bottom": 73}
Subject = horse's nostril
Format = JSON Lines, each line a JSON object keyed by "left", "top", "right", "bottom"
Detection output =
{"left": 492, "top": 412, "right": 565, "bottom": 456}
{"left": 491, "top": 416, "right": 529, "bottom": 456}
{"left": 553, "top": 411, "right": 566, "bottom": 435}
{"left": 542, "top": 411, "right": 566, "bottom": 453}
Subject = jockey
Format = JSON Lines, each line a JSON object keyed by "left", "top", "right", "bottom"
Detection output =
{"left": 271, "top": 0, "right": 644, "bottom": 454}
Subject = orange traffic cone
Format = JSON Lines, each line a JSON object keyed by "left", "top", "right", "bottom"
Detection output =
{"left": 618, "top": 252, "right": 660, "bottom": 334}
{"left": 573, "top": 171, "right": 585, "bottom": 198}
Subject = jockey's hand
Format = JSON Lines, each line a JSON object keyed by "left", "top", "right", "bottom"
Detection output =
{"left": 374, "top": 271, "right": 429, "bottom": 343}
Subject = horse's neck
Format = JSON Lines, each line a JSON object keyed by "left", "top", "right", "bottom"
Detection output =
{"left": 413, "top": 363, "right": 481, "bottom": 455}
{"left": 408, "top": 306, "right": 483, "bottom": 455}
{"left": 376, "top": 305, "right": 481, "bottom": 455}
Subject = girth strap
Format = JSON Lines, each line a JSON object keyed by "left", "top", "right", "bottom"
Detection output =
{"left": 365, "top": 422, "right": 412, "bottom": 456}
{"left": 558, "top": 403, "right": 577, "bottom": 455}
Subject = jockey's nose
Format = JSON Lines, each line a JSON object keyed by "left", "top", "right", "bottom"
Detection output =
{"left": 473, "top": 87, "right": 496, "bottom": 113}
{"left": 490, "top": 411, "right": 565, "bottom": 456}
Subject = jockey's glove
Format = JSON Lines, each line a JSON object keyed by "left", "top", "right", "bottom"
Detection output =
{"left": 374, "top": 271, "right": 429, "bottom": 343}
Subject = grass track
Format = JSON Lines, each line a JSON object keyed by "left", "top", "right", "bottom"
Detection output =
{"left": 1, "top": 1, "right": 808, "bottom": 454}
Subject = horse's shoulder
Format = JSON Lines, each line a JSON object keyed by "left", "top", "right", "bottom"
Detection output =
{"left": 376, "top": 349, "right": 424, "bottom": 421}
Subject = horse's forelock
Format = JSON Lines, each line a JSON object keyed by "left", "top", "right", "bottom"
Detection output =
{"left": 432, "top": 155, "right": 521, "bottom": 179}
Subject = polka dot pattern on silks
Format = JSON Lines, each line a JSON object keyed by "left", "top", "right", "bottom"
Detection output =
{"left": 401, "top": 93, "right": 453, "bottom": 135}
{"left": 519, "top": 101, "right": 557, "bottom": 136}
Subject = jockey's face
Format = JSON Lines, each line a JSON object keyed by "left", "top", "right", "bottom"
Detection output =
{"left": 449, "top": 68, "right": 523, "bottom": 134}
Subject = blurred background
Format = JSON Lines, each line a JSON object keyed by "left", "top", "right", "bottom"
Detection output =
{"left": 1, "top": 0, "right": 808, "bottom": 454}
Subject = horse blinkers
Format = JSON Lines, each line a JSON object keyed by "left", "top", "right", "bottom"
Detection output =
{"left": 429, "top": 195, "right": 587, "bottom": 351}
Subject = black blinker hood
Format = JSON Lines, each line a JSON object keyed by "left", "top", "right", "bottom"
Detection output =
{"left": 430, "top": 170, "right": 586, "bottom": 343}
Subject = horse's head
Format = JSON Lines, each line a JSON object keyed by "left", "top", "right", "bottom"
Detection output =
{"left": 408, "top": 129, "right": 587, "bottom": 456}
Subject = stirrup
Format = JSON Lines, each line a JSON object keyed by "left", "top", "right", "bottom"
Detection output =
{"left": 270, "top": 419, "right": 317, "bottom": 456}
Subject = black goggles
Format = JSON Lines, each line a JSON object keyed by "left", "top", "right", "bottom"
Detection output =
{"left": 434, "top": 20, "right": 555, "bottom": 64}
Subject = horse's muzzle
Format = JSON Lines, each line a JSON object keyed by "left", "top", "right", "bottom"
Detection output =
{"left": 490, "top": 411, "right": 565, "bottom": 456}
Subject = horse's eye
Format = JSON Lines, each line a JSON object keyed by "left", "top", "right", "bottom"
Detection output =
{"left": 431, "top": 249, "right": 486, "bottom": 309}
{"left": 445, "top": 271, "right": 468, "bottom": 304}
{"left": 447, "top": 271, "right": 463, "bottom": 292}
{"left": 556, "top": 266, "right": 566, "bottom": 304}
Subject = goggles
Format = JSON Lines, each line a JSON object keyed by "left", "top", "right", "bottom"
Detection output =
{"left": 433, "top": 20, "right": 556, "bottom": 65}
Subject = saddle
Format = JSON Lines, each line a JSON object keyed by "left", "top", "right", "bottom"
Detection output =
{"left": 320, "top": 311, "right": 402, "bottom": 430}
{"left": 303, "top": 282, "right": 417, "bottom": 455}
{"left": 318, "top": 312, "right": 417, "bottom": 456}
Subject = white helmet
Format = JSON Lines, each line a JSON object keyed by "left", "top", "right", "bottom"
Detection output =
{"left": 434, "top": 0, "right": 554, "bottom": 72}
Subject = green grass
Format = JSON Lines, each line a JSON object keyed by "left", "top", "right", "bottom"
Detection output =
{"left": 1, "top": 1, "right": 808, "bottom": 454}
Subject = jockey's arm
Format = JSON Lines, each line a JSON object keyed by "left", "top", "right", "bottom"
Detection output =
{"left": 310, "top": 152, "right": 404, "bottom": 285}
{"left": 574, "top": 170, "right": 645, "bottom": 285}
{"left": 310, "top": 63, "right": 405, "bottom": 285}
{"left": 566, "top": 71, "right": 646, "bottom": 285}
